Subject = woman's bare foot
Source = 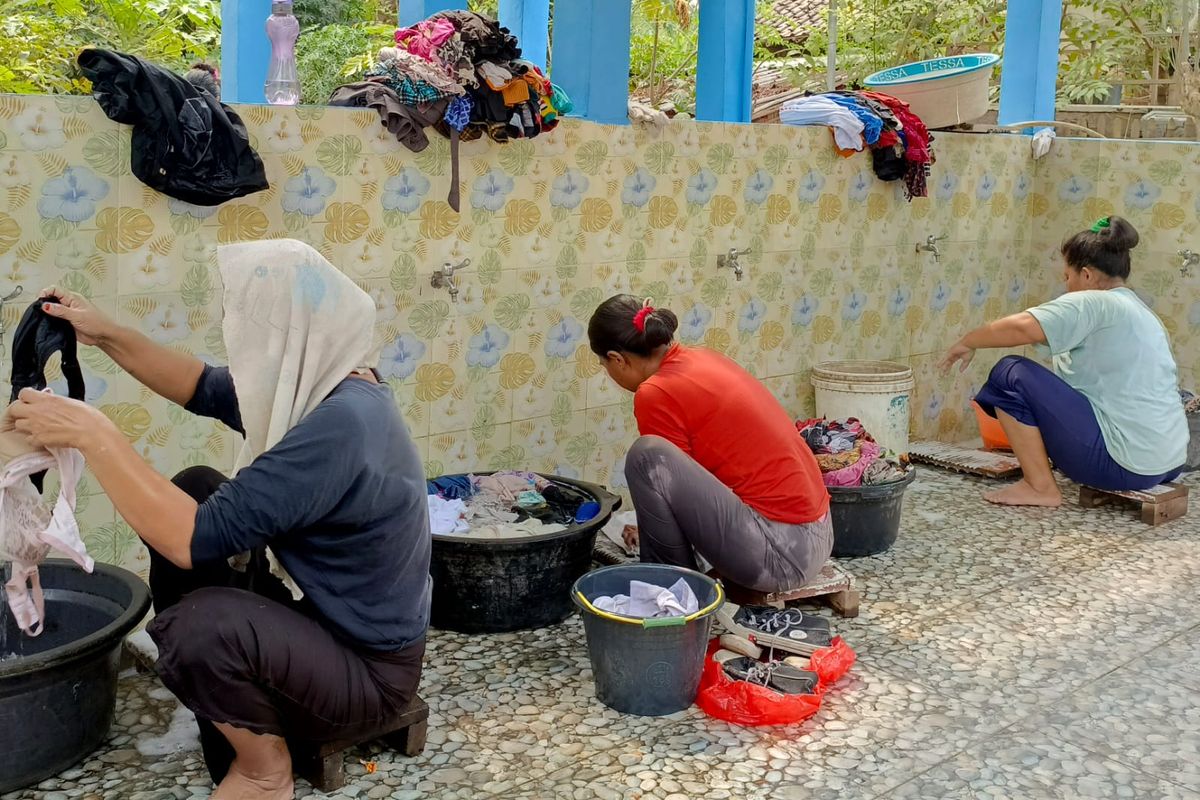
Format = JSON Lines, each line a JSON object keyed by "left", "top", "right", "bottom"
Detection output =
{"left": 984, "top": 479, "right": 1062, "bottom": 508}
{"left": 211, "top": 763, "right": 294, "bottom": 800}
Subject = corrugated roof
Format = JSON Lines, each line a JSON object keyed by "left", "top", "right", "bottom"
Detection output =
{"left": 760, "top": 0, "right": 827, "bottom": 43}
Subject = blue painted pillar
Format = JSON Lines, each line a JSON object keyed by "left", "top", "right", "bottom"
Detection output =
{"left": 221, "top": 0, "right": 271, "bottom": 104}
{"left": 399, "top": 0, "right": 465, "bottom": 27}
{"left": 998, "top": 0, "right": 1064, "bottom": 124}
{"left": 696, "top": 0, "right": 755, "bottom": 123}
{"left": 550, "top": 0, "right": 633, "bottom": 125}
{"left": 499, "top": 0, "right": 550, "bottom": 70}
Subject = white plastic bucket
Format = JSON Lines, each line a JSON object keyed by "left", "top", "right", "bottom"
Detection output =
{"left": 811, "top": 361, "right": 915, "bottom": 455}
{"left": 864, "top": 54, "right": 999, "bottom": 130}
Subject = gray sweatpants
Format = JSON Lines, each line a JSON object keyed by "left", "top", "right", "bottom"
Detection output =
{"left": 624, "top": 436, "right": 834, "bottom": 593}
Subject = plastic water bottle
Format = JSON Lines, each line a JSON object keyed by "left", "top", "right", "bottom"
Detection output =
{"left": 264, "top": 0, "right": 301, "bottom": 105}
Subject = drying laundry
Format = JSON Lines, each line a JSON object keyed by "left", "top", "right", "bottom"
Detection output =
{"left": 329, "top": 10, "right": 568, "bottom": 212}
{"left": 593, "top": 578, "right": 699, "bottom": 619}
{"left": 76, "top": 49, "right": 268, "bottom": 206}
{"left": 797, "top": 417, "right": 910, "bottom": 487}
{"left": 779, "top": 96, "right": 866, "bottom": 151}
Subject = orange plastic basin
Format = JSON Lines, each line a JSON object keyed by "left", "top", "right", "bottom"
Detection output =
{"left": 972, "top": 400, "right": 1011, "bottom": 451}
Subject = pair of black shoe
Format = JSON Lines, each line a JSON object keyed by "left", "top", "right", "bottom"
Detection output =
{"left": 722, "top": 657, "right": 819, "bottom": 695}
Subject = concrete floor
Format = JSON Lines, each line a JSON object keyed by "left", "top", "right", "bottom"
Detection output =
{"left": 6, "top": 466, "right": 1200, "bottom": 800}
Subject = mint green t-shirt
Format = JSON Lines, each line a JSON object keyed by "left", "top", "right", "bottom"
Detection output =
{"left": 1027, "top": 287, "right": 1187, "bottom": 475}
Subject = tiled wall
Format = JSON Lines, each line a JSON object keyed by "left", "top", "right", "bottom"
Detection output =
{"left": 0, "top": 94, "right": 1194, "bottom": 576}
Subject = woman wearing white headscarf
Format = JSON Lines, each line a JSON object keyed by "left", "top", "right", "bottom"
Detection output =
{"left": 10, "top": 240, "right": 430, "bottom": 800}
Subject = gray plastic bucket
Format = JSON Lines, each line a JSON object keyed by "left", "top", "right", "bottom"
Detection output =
{"left": 572, "top": 564, "right": 723, "bottom": 716}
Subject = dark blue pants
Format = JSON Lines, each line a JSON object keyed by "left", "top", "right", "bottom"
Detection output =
{"left": 975, "top": 356, "right": 1182, "bottom": 492}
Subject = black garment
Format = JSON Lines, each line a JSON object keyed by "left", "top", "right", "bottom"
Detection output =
{"left": 872, "top": 146, "right": 907, "bottom": 182}
{"left": 147, "top": 467, "right": 425, "bottom": 784}
{"left": 8, "top": 296, "right": 85, "bottom": 490}
{"left": 8, "top": 297, "right": 84, "bottom": 403}
{"left": 184, "top": 365, "right": 432, "bottom": 652}
{"left": 77, "top": 49, "right": 268, "bottom": 206}
{"left": 433, "top": 10, "right": 522, "bottom": 62}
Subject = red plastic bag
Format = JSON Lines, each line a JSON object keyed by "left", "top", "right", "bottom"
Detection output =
{"left": 695, "top": 637, "right": 856, "bottom": 727}
{"left": 809, "top": 636, "right": 857, "bottom": 685}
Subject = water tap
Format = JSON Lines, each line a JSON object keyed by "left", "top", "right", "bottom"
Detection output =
{"left": 717, "top": 248, "right": 750, "bottom": 281}
{"left": 430, "top": 259, "right": 470, "bottom": 302}
{"left": 1179, "top": 249, "right": 1199, "bottom": 277}
{"left": 916, "top": 235, "right": 946, "bottom": 263}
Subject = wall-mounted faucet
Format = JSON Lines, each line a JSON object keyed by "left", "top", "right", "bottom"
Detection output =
{"left": 430, "top": 259, "right": 470, "bottom": 302}
{"left": 1179, "top": 249, "right": 1199, "bottom": 278}
{"left": 0, "top": 285, "right": 22, "bottom": 350}
{"left": 717, "top": 248, "right": 749, "bottom": 281}
{"left": 916, "top": 235, "right": 946, "bottom": 263}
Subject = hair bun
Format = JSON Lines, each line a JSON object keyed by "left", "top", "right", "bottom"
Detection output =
{"left": 1102, "top": 215, "right": 1139, "bottom": 252}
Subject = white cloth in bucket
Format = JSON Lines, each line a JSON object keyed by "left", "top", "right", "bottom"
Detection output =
{"left": 216, "top": 239, "right": 378, "bottom": 600}
{"left": 594, "top": 578, "right": 699, "bottom": 619}
{"left": 0, "top": 403, "right": 92, "bottom": 636}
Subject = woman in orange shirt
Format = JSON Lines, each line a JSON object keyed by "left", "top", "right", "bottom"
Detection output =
{"left": 589, "top": 295, "right": 832, "bottom": 594}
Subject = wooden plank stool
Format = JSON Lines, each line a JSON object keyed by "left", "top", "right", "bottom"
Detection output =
{"left": 293, "top": 695, "right": 429, "bottom": 792}
{"left": 1079, "top": 483, "right": 1190, "bottom": 526}
{"left": 765, "top": 561, "right": 860, "bottom": 618}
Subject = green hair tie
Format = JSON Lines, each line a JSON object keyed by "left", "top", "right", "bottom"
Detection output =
{"left": 1090, "top": 217, "right": 1111, "bottom": 233}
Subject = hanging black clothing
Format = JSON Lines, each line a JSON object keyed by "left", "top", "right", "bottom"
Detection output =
{"left": 77, "top": 49, "right": 269, "bottom": 207}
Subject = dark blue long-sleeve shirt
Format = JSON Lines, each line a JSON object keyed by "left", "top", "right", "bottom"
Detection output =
{"left": 186, "top": 366, "right": 431, "bottom": 652}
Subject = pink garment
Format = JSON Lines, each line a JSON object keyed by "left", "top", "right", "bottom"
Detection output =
{"left": 821, "top": 440, "right": 882, "bottom": 488}
{"left": 0, "top": 446, "right": 92, "bottom": 636}
{"left": 395, "top": 18, "right": 457, "bottom": 61}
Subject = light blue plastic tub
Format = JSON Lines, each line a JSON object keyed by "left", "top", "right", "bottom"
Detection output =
{"left": 864, "top": 53, "right": 1000, "bottom": 129}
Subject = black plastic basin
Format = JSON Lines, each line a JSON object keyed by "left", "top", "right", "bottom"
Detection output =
{"left": 828, "top": 469, "right": 917, "bottom": 557}
{"left": 0, "top": 560, "right": 151, "bottom": 793}
{"left": 429, "top": 474, "right": 620, "bottom": 633}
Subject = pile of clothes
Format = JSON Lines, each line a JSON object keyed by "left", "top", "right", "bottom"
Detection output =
{"left": 797, "top": 417, "right": 910, "bottom": 487}
{"left": 426, "top": 471, "right": 599, "bottom": 539}
{"left": 779, "top": 90, "right": 934, "bottom": 199}
{"left": 329, "top": 11, "right": 572, "bottom": 211}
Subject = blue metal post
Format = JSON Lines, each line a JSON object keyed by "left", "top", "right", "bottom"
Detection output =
{"left": 997, "top": 0, "right": 1064, "bottom": 124}
{"left": 221, "top": 0, "right": 271, "bottom": 104}
{"left": 499, "top": 0, "right": 550, "bottom": 70}
{"left": 550, "top": 0, "right": 633, "bottom": 125}
{"left": 695, "top": 0, "right": 756, "bottom": 123}
{"left": 399, "top": 0, "right": 465, "bottom": 27}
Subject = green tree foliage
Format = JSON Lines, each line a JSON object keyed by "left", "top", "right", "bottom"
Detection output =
{"left": 0, "top": 0, "right": 222, "bottom": 94}
{"left": 792, "top": 0, "right": 1179, "bottom": 104}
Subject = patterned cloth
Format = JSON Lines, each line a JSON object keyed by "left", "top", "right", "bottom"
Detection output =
{"left": 216, "top": 239, "right": 379, "bottom": 599}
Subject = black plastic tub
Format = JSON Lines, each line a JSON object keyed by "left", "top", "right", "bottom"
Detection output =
{"left": 828, "top": 469, "right": 917, "bottom": 557}
{"left": 1, "top": 560, "right": 151, "bottom": 793}
{"left": 429, "top": 474, "right": 620, "bottom": 634}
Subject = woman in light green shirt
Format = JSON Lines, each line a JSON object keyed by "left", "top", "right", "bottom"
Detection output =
{"left": 941, "top": 216, "right": 1187, "bottom": 507}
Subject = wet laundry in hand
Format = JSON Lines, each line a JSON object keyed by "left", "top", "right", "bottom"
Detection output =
{"left": 593, "top": 578, "right": 699, "bottom": 619}
{"left": 600, "top": 510, "right": 639, "bottom": 556}
{"left": 1182, "top": 389, "right": 1199, "bottom": 415}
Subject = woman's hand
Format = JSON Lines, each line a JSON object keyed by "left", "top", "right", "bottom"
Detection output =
{"left": 939, "top": 341, "right": 975, "bottom": 375}
{"left": 622, "top": 524, "right": 639, "bottom": 552}
{"left": 38, "top": 287, "right": 118, "bottom": 347}
{"left": 7, "top": 389, "right": 117, "bottom": 452}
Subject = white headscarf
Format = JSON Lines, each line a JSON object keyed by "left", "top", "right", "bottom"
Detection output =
{"left": 215, "top": 239, "right": 378, "bottom": 598}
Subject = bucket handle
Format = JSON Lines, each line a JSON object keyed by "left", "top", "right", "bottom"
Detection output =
{"left": 575, "top": 582, "right": 725, "bottom": 628}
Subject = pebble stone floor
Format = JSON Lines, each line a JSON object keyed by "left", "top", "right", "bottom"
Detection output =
{"left": 6, "top": 466, "right": 1200, "bottom": 800}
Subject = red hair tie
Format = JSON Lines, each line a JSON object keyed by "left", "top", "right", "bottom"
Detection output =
{"left": 632, "top": 306, "right": 654, "bottom": 333}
